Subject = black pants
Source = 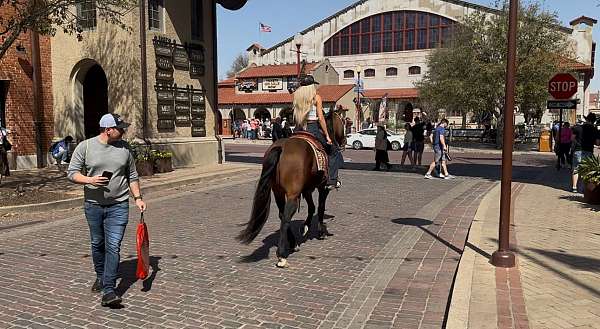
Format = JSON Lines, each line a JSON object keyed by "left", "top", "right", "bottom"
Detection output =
{"left": 0, "top": 148, "right": 9, "bottom": 176}
{"left": 375, "top": 150, "right": 389, "bottom": 170}
{"left": 557, "top": 143, "right": 572, "bottom": 167}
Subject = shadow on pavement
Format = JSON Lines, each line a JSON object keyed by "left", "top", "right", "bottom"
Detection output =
{"left": 559, "top": 195, "right": 600, "bottom": 212}
{"left": 115, "top": 256, "right": 161, "bottom": 296}
{"left": 391, "top": 218, "right": 463, "bottom": 256}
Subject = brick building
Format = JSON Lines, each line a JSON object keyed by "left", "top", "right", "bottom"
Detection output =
{"left": 0, "top": 7, "right": 54, "bottom": 170}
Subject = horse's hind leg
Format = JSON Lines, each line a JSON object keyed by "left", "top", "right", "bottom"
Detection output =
{"left": 277, "top": 197, "right": 299, "bottom": 268}
{"left": 302, "top": 190, "right": 316, "bottom": 237}
{"left": 317, "top": 187, "right": 332, "bottom": 240}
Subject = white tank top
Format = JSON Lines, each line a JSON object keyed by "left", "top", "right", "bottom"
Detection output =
{"left": 307, "top": 104, "right": 318, "bottom": 121}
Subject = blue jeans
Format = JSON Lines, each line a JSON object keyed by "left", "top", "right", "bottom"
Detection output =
{"left": 52, "top": 149, "right": 69, "bottom": 164}
{"left": 306, "top": 122, "right": 340, "bottom": 184}
{"left": 84, "top": 201, "right": 129, "bottom": 294}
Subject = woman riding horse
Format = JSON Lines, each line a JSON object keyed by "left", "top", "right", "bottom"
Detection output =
{"left": 294, "top": 75, "right": 341, "bottom": 189}
{"left": 237, "top": 76, "right": 346, "bottom": 268}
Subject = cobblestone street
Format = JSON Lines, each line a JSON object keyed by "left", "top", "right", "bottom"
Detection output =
{"left": 0, "top": 143, "right": 560, "bottom": 329}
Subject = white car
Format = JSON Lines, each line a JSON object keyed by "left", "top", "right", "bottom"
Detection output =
{"left": 346, "top": 128, "right": 405, "bottom": 151}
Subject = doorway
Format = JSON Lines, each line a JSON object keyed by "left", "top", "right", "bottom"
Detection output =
{"left": 0, "top": 80, "right": 9, "bottom": 127}
{"left": 83, "top": 64, "right": 108, "bottom": 138}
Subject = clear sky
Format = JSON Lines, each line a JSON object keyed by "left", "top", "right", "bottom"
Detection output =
{"left": 217, "top": 0, "right": 599, "bottom": 89}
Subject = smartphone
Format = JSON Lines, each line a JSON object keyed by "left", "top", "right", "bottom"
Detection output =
{"left": 101, "top": 171, "right": 113, "bottom": 180}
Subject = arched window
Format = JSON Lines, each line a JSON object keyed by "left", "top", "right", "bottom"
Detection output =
{"left": 343, "top": 70, "right": 355, "bottom": 79}
{"left": 386, "top": 67, "right": 398, "bottom": 76}
{"left": 323, "top": 11, "right": 455, "bottom": 56}
{"left": 408, "top": 66, "right": 421, "bottom": 75}
{"left": 364, "top": 69, "right": 375, "bottom": 77}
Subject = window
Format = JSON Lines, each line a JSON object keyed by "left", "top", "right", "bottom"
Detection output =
{"left": 409, "top": 66, "right": 421, "bottom": 75}
{"left": 148, "top": 0, "right": 163, "bottom": 31}
{"left": 76, "top": 0, "right": 97, "bottom": 30}
{"left": 386, "top": 67, "right": 398, "bottom": 76}
{"left": 324, "top": 11, "right": 455, "bottom": 56}
{"left": 364, "top": 69, "right": 375, "bottom": 77}
{"left": 191, "top": 0, "right": 203, "bottom": 40}
{"left": 343, "top": 70, "right": 355, "bottom": 79}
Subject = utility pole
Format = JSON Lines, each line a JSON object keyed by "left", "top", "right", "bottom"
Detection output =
{"left": 139, "top": 0, "right": 149, "bottom": 141}
{"left": 491, "top": 0, "right": 518, "bottom": 268}
{"left": 30, "top": 0, "right": 44, "bottom": 168}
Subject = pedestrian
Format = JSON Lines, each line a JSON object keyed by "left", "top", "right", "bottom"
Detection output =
{"left": 571, "top": 113, "right": 600, "bottom": 192}
{"left": 282, "top": 118, "right": 293, "bottom": 138}
{"left": 557, "top": 122, "right": 572, "bottom": 170}
{"left": 50, "top": 135, "right": 74, "bottom": 170}
{"left": 250, "top": 118, "right": 257, "bottom": 140}
{"left": 412, "top": 117, "right": 426, "bottom": 166}
{"left": 373, "top": 124, "right": 390, "bottom": 171}
{"left": 400, "top": 123, "right": 414, "bottom": 166}
{"left": 345, "top": 117, "right": 353, "bottom": 135}
{"left": 425, "top": 118, "right": 454, "bottom": 179}
{"left": 245, "top": 120, "right": 252, "bottom": 139}
{"left": 272, "top": 117, "right": 284, "bottom": 142}
{"left": 0, "top": 125, "right": 11, "bottom": 177}
{"left": 67, "top": 113, "right": 147, "bottom": 307}
{"left": 362, "top": 117, "right": 372, "bottom": 130}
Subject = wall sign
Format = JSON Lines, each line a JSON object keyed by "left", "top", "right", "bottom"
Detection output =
{"left": 156, "top": 56, "right": 173, "bottom": 71}
{"left": 175, "top": 115, "right": 190, "bottom": 126}
{"left": 157, "top": 103, "right": 175, "bottom": 118}
{"left": 175, "top": 90, "right": 190, "bottom": 103}
{"left": 191, "top": 91, "right": 205, "bottom": 105}
{"left": 263, "top": 78, "right": 283, "bottom": 90}
{"left": 191, "top": 126, "right": 206, "bottom": 137}
{"left": 238, "top": 79, "right": 257, "bottom": 92}
{"left": 173, "top": 46, "right": 189, "bottom": 71}
{"left": 156, "top": 69, "right": 174, "bottom": 82}
{"left": 191, "top": 105, "right": 206, "bottom": 118}
{"left": 157, "top": 119, "right": 175, "bottom": 131}
{"left": 190, "top": 63, "right": 205, "bottom": 79}
{"left": 153, "top": 36, "right": 173, "bottom": 57}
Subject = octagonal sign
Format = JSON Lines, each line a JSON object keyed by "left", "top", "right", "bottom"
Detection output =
{"left": 548, "top": 73, "right": 578, "bottom": 100}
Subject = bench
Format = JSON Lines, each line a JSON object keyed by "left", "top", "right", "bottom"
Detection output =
{"left": 449, "top": 128, "right": 485, "bottom": 142}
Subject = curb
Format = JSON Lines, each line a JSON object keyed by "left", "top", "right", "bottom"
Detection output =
{"left": 0, "top": 166, "right": 258, "bottom": 214}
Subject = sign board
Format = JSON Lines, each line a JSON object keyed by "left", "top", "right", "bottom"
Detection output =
{"left": 191, "top": 92, "right": 204, "bottom": 105}
{"left": 548, "top": 73, "right": 578, "bottom": 99}
{"left": 156, "top": 56, "right": 173, "bottom": 71}
{"left": 191, "top": 105, "right": 206, "bottom": 118}
{"left": 262, "top": 78, "right": 283, "bottom": 90}
{"left": 547, "top": 99, "right": 577, "bottom": 109}
{"left": 156, "top": 69, "right": 173, "bottom": 82}
{"left": 157, "top": 103, "right": 175, "bottom": 118}
{"left": 190, "top": 63, "right": 205, "bottom": 79}
{"left": 187, "top": 44, "right": 205, "bottom": 63}
{"left": 175, "top": 90, "right": 190, "bottom": 103}
{"left": 157, "top": 119, "right": 175, "bottom": 131}
{"left": 173, "top": 46, "right": 189, "bottom": 70}
{"left": 238, "top": 79, "right": 257, "bottom": 92}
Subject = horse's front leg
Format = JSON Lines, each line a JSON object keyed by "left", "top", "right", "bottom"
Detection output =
{"left": 302, "top": 190, "right": 316, "bottom": 237}
{"left": 317, "top": 187, "right": 331, "bottom": 239}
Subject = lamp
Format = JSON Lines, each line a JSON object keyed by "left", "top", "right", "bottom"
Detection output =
{"left": 293, "top": 33, "right": 303, "bottom": 78}
{"left": 293, "top": 33, "right": 303, "bottom": 48}
{"left": 355, "top": 64, "right": 363, "bottom": 130}
{"left": 355, "top": 64, "right": 362, "bottom": 75}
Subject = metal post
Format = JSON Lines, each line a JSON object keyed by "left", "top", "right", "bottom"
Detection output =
{"left": 356, "top": 71, "right": 361, "bottom": 132}
{"left": 296, "top": 44, "right": 301, "bottom": 78}
{"left": 30, "top": 29, "right": 44, "bottom": 168}
{"left": 139, "top": 0, "right": 149, "bottom": 141}
{"left": 491, "top": 0, "right": 517, "bottom": 268}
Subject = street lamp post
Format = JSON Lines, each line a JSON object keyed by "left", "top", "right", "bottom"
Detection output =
{"left": 355, "top": 65, "right": 362, "bottom": 132}
{"left": 293, "top": 33, "right": 303, "bottom": 78}
{"left": 491, "top": 0, "right": 518, "bottom": 268}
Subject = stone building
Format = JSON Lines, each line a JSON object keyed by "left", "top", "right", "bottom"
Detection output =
{"left": 246, "top": 0, "right": 596, "bottom": 126}
{"left": 1, "top": 0, "right": 247, "bottom": 170}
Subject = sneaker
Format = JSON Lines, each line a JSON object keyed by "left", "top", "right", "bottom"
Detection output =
{"left": 101, "top": 292, "right": 122, "bottom": 307}
{"left": 444, "top": 175, "right": 456, "bottom": 179}
{"left": 91, "top": 278, "right": 103, "bottom": 293}
{"left": 424, "top": 174, "right": 433, "bottom": 179}
{"left": 571, "top": 187, "right": 578, "bottom": 193}
{"left": 335, "top": 181, "right": 342, "bottom": 189}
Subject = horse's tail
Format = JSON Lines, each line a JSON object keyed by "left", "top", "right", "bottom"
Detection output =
{"left": 237, "top": 145, "right": 282, "bottom": 244}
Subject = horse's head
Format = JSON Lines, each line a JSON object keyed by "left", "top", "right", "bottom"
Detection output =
{"left": 326, "top": 110, "right": 347, "bottom": 149}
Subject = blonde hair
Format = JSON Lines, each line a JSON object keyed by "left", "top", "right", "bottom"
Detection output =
{"left": 293, "top": 85, "right": 317, "bottom": 129}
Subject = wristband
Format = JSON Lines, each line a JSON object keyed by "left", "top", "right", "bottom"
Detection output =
{"left": 133, "top": 195, "right": 143, "bottom": 201}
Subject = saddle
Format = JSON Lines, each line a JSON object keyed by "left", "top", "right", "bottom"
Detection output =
{"left": 290, "top": 131, "right": 328, "bottom": 174}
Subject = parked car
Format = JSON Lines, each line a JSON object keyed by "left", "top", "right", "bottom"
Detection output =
{"left": 346, "top": 128, "right": 405, "bottom": 151}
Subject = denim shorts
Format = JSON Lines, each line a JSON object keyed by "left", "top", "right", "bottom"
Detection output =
{"left": 573, "top": 150, "right": 593, "bottom": 170}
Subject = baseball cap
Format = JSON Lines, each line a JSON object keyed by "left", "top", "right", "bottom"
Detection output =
{"left": 99, "top": 113, "right": 131, "bottom": 129}
{"left": 300, "top": 75, "right": 320, "bottom": 86}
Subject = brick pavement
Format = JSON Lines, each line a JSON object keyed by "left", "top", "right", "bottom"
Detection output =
{"left": 448, "top": 166, "right": 600, "bottom": 329}
{"left": 0, "top": 167, "right": 492, "bottom": 328}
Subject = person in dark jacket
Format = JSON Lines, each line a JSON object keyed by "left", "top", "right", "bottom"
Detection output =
{"left": 271, "top": 117, "right": 284, "bottom": 142}
{"left": 373, "top": 124, "right": 390, "bottom": 171}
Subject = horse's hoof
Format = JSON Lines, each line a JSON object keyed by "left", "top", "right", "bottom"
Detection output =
{"left": 303, "top": 225, "right": 309, "bottom": 237}
{"left": 276, "top": 258, "right": 289, "bottom": 268}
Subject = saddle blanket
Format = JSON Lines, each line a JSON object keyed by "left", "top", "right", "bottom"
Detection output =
{"left": 290, "top": 132, "right": 328, "bottom": 173}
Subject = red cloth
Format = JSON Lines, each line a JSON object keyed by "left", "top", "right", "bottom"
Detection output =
{"left": 560, "top": 127, "right": 572, "bottom": 144}
{"left": 136, "top": 219, "right": 150, "bottom": 280}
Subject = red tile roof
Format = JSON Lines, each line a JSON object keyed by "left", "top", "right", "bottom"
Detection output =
{"left": 559, "top": 57, "right": 593, "bottom": 71}
{"left": 362, "top": 88, "right": 419, "bottom": 99}
{"left": 218, "top": 78, "right": 236, "bottom": 87}
{"left": 218, "top": 84, "right": 354, "bottom": 105}
{"left": 236, "top": 63, "right": 319, "bottom": 78}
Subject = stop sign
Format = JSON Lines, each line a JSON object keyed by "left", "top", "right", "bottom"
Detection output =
{"left": 548, "top": 73, "right": 578, "bottom": 99}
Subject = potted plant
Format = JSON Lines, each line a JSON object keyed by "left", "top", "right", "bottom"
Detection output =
{"left": 130, "top": 142, "right": 154, "bottom": 177}
{"left": 577, "top": 155, "right": 600, "bottom": 205}
{"left": 151, "top": 150, "right": 173, "bottom": 173}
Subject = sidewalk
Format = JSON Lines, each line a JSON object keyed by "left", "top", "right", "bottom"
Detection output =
{"left": 0, "top": 162, "right": 258, "bottom": 212}
{"left": 448, "top": 167, "right": 600, "bottom": 328}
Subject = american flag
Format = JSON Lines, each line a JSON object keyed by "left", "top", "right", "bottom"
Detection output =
{"left": 259, "top": 22, "right": 272, "bottom": 32}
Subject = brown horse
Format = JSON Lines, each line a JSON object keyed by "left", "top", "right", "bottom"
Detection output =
{"left": 237, "top": 111, "right": 347, "bottom": 268}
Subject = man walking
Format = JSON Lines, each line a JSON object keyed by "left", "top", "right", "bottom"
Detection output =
{"left": 67, "top": 113, "right": 147, "bottom": 307}
{"left": 571, "top": 113, "right": 600, "bottom": 192}
{"left": 412, "top": 117, "right": 426, "bottom": 166}
{"left": 425, "top": 118, "right": 454, "bottom": 179}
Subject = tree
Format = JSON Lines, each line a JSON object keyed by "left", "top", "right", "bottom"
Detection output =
{"left": 0, "top": 0, "right": 136, "bottom": 59}
{"left": 226, "top": 53, "right": 248, "bottom": 78}
{"left": 416, "top": 0, "right": 573, "bottom": 128}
